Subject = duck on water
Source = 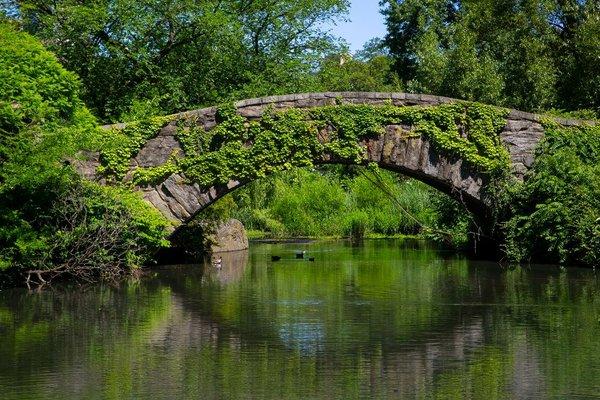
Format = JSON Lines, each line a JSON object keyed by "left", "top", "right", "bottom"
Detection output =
{"left": 271, "top": 251, "right": 315, "bottom": 262}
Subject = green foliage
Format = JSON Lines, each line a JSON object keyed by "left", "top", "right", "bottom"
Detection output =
{"left": 0, "top": 22, "right": 98, "bottom": 190}
{"left": 554, "top": 2, "right": 600, "bottom": 112}
{"left": 175, "top": 122, "right": 212, "bottom": 157}
{"left": 505, "top": 123, "right": 600, "bottom": 266}
{"left": 407, "top": 103, "right": 510, "bottom": 173}
{"left": 0, "top": 23, "right": 82, "bottom": 133}
{"left": 0, "top": 23, "right": 170, "bottom": 283}
{"left": 0, "top": 177, "right": 169, "bottom": 274}
{"left": 0, "top": 22, "right": 96, "bottom": 163}
{"left": 268, "top": 171, "right": 347, "bottom": 237}
{"left": 382, "top": 0, "right": 600, "bottom": 113}
{"left": 132, "top": 160, "right": 179, "bottom": 189}
{"left": 316, "top": 53, "right": 403, "bottom": 92}
{"left": 98, "top": 117, "right": 170, "bottom": 180}
{"left": 345, "top": 170, "right": 438, "bottom": 235}
{"left": 230, "top": 167, "right": 458, "bottom": 239}
{"left": 427, "top": 192, "right": 471, "bottom": 249}
{"left": 4, "top": 0, "right": 350, "bottom": 121}
{"left": 232, "top": 169, "right": 348, "bottom": 237}
{"left": 345, "top": 209, "right": 368, "bottom": 242}
{"left": 544, "top": 108, "right": 599, "bottom": 121}
{"left": 129, "top": 102, "right": 510, "bottom": 189}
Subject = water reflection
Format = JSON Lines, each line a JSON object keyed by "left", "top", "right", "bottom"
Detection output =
{"left": 0, "top": 240, "right": 599, "bottom": 399}
{"left": 206, "top": 250, "right": 249, "bottom": 284}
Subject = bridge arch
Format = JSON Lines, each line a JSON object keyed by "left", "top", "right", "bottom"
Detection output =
{"left": 80, "top": 92, "right": 588, "bottom": 230}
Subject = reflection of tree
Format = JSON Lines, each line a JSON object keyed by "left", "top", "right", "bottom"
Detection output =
{"left": 159, "top": 241, "right": 523, "bottom": 398}
{"left": 2, "top": 243, "right": 600, "bottom": 399}
{"left": 0, "top": 282, "right": 174, "bottom": 399}
{"left": 167, "top": 242, "right": 478, "bottom": 349}
{"left": 149, "top": 245, "right": 600, "bottom": 399}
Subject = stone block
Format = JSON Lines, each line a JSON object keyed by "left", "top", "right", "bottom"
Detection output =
{"left": 209, "top": 219, "right": 249, "bottom": 253}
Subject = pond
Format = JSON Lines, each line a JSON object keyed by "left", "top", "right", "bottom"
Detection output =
{"left": 1, "top": 239, "right": 600, "bottom": 399}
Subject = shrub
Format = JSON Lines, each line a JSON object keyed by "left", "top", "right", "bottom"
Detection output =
{"left": 230, "top": 167, "right": 452, "bottom": 239}
{"left": 0, "top": 23, "right": 95, "bottom": 159}
{"left": 0, "top": 23, "right": 170, "bottom": 286}
{"left": 0, "top": 176, "right": 169, "bottom": 285}
{"left": 344, "top": 210, "right": 369, "bottom": 243}
{"left": 505, "top": 123, "right": 600, "bottom": 266}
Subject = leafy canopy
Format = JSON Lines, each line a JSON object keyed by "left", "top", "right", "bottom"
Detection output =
{"left": 4, "top": 0, "right": 350, "bottom": 121}
{"left": 381, "top": 0, "right": 600, "bottom": 114}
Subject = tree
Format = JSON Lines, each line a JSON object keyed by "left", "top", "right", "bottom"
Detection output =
{"left": 3, "top": 0, "right": 349, "bottom": 121}
{"left": 381, "top": 0, "right": 599, "bottom": 113}
{"left": 552, "top": 0, "right": 600, "bottom": 111}
{"left": 316, "top": 51, "right": 402, "bottom": 92}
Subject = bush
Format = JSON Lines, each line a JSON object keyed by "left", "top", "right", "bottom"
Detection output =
{"left": 0, "top": 23, "right": 94, "bottom": 159}
{"left": 0, "top": 23, "right": 170, "bottom": 285}
{"left": 268, "top": 171, "right": 348, "bottom": 237}
{"left": 0, "top": 176, "right": 169, "bottom": 284}
{"left": 230, "top": 167, "right": 452, "bottom": 239}
{"left": 505, "top": 124, "right": 600, "bottom": 266}
{"left": 346, "top": 171, "right": 438, "bottom": 235}
{"left": 344, "top": 210, "right": 369, "bottom": 244}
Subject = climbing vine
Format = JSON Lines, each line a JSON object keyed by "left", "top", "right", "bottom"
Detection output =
{"left": 310, "top": 102, "right": 510, "bottom": 173}
{"left": 99, "top": 102, "right": 511, "bottom": 188}
{"left": 97, "top": 116, "right": 170, "bottom": 181}
{"left": 175, "top": 119, "right": 211, "bottom": 157}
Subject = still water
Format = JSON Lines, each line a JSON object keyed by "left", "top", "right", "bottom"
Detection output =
{"left": 1, "top": 239, "right": 600, "bottom": 399}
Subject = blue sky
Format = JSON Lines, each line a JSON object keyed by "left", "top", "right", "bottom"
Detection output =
{"left": 328, "top": 1, "right": 386, "bottom": 52}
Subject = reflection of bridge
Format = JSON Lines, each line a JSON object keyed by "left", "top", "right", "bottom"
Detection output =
{"left": 147, "top": 295, "right": 546, "bottom": 399}
{"left": 80, "top": 92, "right": 591, "bottom": 226}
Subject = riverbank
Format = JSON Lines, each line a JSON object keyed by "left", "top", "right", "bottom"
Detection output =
{"left": 246, "top": 230, "right": 424, "bottom": 241}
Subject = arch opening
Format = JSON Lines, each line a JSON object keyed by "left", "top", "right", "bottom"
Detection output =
{"left": 165, "top": 165, "right": 478, "bottom": 259}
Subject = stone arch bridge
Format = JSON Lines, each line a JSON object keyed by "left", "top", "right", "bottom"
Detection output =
{"left": 78, "top": 92, "right": 589, "bottom": 228}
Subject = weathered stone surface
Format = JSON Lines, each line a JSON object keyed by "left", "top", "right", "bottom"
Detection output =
{"left": 209, "top": 219, "right": 249, "bottom": 253}
{"left": 500, "top": 119, "right": 546, "bottom": 178}
{"left": 72, "top": 151, "right": 101, "bottom": 181}
{"left": 134, "top": 125, "right": 181, "bottom": 167}
{"left": 89, "top": 92, "right": 596, "bottom": 227}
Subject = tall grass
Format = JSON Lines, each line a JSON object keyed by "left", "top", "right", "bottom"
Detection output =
{"left": 227, "top": 166, "right": 462, "bottom": 239}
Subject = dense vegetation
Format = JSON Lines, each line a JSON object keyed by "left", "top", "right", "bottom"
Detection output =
{"left": 2, "top": 0, "right": 352, "bottom": 121}
{"left": 377, "top": 0, "right": 600, "bottom": 267}
{"left": 383, "top": 0, "right": 600, "bottom": 266}
{"left": 0, "top": 0, "right": 599, "bottom": 286}
{"left": 230, "top": 167, "right": 467, "bottom": 240}
{"left": 505, "top": 122, "right": 600, "bottom": 266}
{"left": 381, "top": 0, "right": 600, "bottom": 114}
{"left": 0, "top": 23, "right": 168, "bottom": 286}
